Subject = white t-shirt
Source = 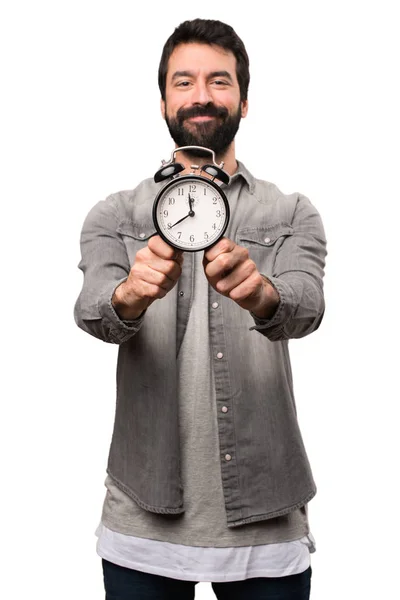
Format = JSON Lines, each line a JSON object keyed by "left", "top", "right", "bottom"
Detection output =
{"left": 96, "top": 523, "right": 315, "bottom": 582}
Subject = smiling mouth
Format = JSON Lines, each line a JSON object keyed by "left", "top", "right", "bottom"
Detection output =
{"left": 186, "top": 116, "right": 217, "bottom": 123}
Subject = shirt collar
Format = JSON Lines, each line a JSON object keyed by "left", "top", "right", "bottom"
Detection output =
{"left": 227, "top": 160, "right": 256, "bottom": 194}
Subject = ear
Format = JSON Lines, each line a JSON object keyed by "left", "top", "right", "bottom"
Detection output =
{"left": 241, "top": 99, "right": 248, "bottom": 118}
{"left": 160, "top": 98, "right": 166, "bottom": 120}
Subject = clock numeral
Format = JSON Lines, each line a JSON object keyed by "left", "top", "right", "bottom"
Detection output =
{"left": 177, "top": 232, "right": 182, "bottom": 239}
{"left": 189, "top": 184, "right": 196, "bottom": 192}
{"left": 212, "top": 197, "right": 218, "bottom": 204}
{"left": 168, "top": 197, "right": 175, "bottom": 205}
{"left": 163, "top": 210, "right": 168, "bottom": 217}
{"left": 204, "top": 232, "right": 209, "bottom": 240}
{"left": 204, "top": 188, "right": 207, "bottom": 195}
{"left": 212, "top": 223, "right": 217, "bottom": 230}
{"left": 190, "top": 235, "right": 195, "bottom": 242}
{"left": 216, "top": 210, "right": 221, "bottom": 217}
{"left": 167, "top": 223, "right": 172, "bottom": 229}
{"left": 177, "top": 188, "right": 184, "bottom": 196}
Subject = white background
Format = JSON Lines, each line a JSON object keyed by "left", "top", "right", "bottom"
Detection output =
{"left": 1, "top": 1, "right": 399, "bottom": 598}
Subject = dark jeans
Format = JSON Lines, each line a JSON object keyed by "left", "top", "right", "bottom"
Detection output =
{"left": 102, "top": 559, "right": 312, "bottom": 600}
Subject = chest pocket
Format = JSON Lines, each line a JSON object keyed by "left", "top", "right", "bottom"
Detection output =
{"left": 116, "top": 222, "right": 156, "bottom": 265}
{"left": 236, "top": 223, "right": 294, "bottom": 274}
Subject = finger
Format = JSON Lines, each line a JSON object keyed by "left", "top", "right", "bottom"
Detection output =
{"left": 132, "top": 279, "right": 169, "bottom": 300}
{"left": 174, "top": 252, "right": 184, "bottom": 267}
{"left": 204, "top": 245, "right": 249, "bottom": 280}
{"left": 148, "top": 259, "right": 183, "bottom": 283}
{"left": 140, "top": 246, "right": 184, "bottom": 268}
{"left": 148, "top": 235, "right": 184, "bottom": 261}
{"left": 129, "top": 271, "right": 173, "bottom": 299}
{"left": 203, "top": 237, "right": 235, "bottom": 263}
{"left": 135, "top": 249, "right": 183, "bottom": 277}
{"left": 215, "top": 260, "right": 257, "bottom": 295}
{"left": 133, "top": 260, "right": 182, "bottom": 288}
{"left": 228, "top": 271, "right": 264, "bottom": 305}
{"left": 146, "top": 269, "right": 176, "bottom": 291}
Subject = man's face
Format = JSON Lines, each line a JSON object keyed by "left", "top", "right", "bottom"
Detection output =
{"left": 161, "top": 43, "right": 248, "bottom": 157}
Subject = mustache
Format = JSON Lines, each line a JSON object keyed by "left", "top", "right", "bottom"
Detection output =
{"left": 176, "top": 104, "right": 229, "bottom": 122}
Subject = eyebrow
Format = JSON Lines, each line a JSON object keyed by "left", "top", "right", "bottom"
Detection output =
{"left": 171, "top": 70, "right": 234, "bottom": 82}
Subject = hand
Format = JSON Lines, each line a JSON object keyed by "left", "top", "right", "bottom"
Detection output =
{"left": 112, "top": 235, "right": 184, "bottom": 320}
{"left": 203, "top": 237, "right": 280, "bottom": 318}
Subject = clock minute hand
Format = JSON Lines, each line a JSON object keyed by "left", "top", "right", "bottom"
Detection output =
{"left": 168, "top": 212, "right": 192, "bottom": 229}
{"left": 168, "top": 198, "right": 196, "bottom": 229}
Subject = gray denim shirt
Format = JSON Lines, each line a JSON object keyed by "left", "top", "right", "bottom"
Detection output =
{"left": 74, "top": 162, "right": 327, "bottom": 528}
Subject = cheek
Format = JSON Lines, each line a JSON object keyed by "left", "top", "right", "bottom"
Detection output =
{"left": 164, "top": 97, "right": 182, "bottom": 120}
{"left": 161, "top": 98, "right": 167, "bottom": 117}
{"left": 215, "top": 92, "right": 241, "bottom": 111}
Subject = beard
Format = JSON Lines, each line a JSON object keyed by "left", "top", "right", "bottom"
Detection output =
{"left": 165, "top": 102, "right": 242, "bottom": 158}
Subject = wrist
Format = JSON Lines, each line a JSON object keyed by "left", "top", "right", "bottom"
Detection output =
{"left": 112, "top": 282, "right": 145, "bottom": 320}
{"left": 251, "top": 277, "right": 280, "bottom": 319}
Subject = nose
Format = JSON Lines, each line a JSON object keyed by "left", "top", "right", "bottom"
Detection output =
{"left": 191, "top": 81, "right": 212, "bottom": 105}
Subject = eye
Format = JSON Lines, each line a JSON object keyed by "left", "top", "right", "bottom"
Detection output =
{"left": 211, "top": 79, "right": 230, "bottom": 87}
{"left": 176, "top": 80, "right": 191, "bottom": 88}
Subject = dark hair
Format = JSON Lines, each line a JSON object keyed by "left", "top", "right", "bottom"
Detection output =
{"left": 158, "top": 19, "right": 250, "bottom": 102}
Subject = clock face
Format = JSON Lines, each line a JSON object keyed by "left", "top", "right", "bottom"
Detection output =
{"left": 153, "top": 175, "right": 230, "bottom": 251}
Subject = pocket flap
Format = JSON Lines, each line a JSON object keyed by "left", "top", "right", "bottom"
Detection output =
{"left": 117, "top": 221, "right": 156, "bottom": 241}
{"left": 237, "top": 223, "right": 294, "bottom": 246}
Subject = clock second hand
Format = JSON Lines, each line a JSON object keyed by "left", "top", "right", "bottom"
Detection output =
{"left": 168, "top": 194, "right": 196, "bottom": 229}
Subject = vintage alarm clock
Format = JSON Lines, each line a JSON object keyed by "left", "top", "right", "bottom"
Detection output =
{"left": 152, "top": 146, "right": 231, "bottom": 251}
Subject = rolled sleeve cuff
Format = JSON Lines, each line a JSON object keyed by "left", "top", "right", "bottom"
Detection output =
{"left": 249, "top": 275, "right": 295, "bottom": 339}
{"left": 98, "top": 277, "right": 145, "bottom": 343}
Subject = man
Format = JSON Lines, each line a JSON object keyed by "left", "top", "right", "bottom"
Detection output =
{"left": 75, "top": 18, "right": 326, "bottom": 600}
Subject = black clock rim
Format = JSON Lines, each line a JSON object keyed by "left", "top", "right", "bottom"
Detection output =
{"left": 152, "top": 175, "right": 230, "bottom": 252}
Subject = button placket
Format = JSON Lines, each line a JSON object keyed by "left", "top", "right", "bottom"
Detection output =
{"left": 209, "top": 288, "right": 241, "bottom": 515}
{"left": 176, "top": 253, "right": 194, "bottom": 355}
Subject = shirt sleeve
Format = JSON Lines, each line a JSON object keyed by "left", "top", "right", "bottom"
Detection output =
{"left": 250, "top": 194, "right": 327, "bottom": 341}
{"left": 74, "top": 197, "right": 145, "bottom": 344}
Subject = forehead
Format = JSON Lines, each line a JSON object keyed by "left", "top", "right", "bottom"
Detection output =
{"left": 167, "top": 42, "right": 238, "bottom": 81}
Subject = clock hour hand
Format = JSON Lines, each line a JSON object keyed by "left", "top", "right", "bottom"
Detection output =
{"left": 188, "top": 194, "right": 195, "bottom": 216}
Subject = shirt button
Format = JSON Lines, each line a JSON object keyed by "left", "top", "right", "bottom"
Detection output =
{"left": 221, "top": 406, "right": 228, "bottom": 413}
{"left": 179, "top": 291, "right": 185, "bottom": 297}
{"left": 216, "top": 352, "right": 224, "bottom": 359}
{"left": 212, "top": 302, "right": 219, "bottom": 309}
{"left": 225, "top": 454, "right": 232, "bottom": 461}
{"left": 264, "top": 237, "right": 271, "bottom": 244}
{"left": 139, "top": 232, "right": 146, "bottom": 239}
